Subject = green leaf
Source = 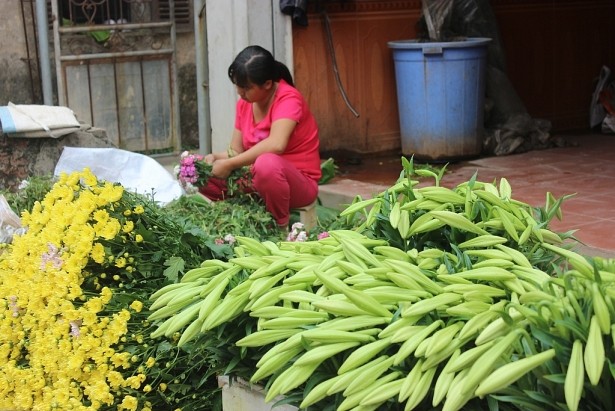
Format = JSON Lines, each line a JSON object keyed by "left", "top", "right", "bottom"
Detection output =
{"left": 523, "top": 390, "right": 561, "bottom": 409}
{"left": 438, "top": 163, "right": 449, "bottom": 181}
{"left": 541, "top": 373, "right": 566, "bottom": 384}
{"left": 319, "top": 158, "right": 338, "bottom": 185}
{"left": 401, "top": 156, "right": 414, "bottom": 175}
{"left": 272, "top": 393, "right": 304, "bottom": 408}
{"left": 136, "top": 221, "right": 157, "bottom": 242}
{"left": 156, "top": 341, "right": 174, "bottom": 352}
{"left": 185, "top": 193, "right": 210, "bottom": 205}
{"left": 223, "top": 355, "right": 242, "bottom": 375}
{"left": 168, "top": 383, "right": 193, "bottom": 395}
{"left": 608, "top": 358, "right": 615, "bottom": 379}
{"left": 490, "top": 393, "right": 549, "bottom": 411}
{"left": 88, "top": 30, "right": 110, "bottom": 44}
{"left": 151, "top": 250, "right": 164, "bottom": 263}
{"left": 528, "top": 325, "right": 568, "bottom": 349}
{"left": 163, "top": 256, "right": 185, "bottom": 282}
{"left": 553, "top": 319, "right": 586, "bottom": 341}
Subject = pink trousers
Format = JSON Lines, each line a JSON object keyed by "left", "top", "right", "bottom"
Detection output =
{"left": 199, "top": 153, "right": 318, "bottom": 226}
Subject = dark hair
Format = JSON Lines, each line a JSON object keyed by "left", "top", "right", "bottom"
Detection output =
{"left": 228, "top": 45, "right": 294, "bottom": 88}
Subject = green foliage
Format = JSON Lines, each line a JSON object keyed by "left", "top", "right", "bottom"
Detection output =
{"left": 319, "top": 157, "right": 338, "bottom": 185}
{"left": 1, "top": 174, "right": 55, "bottom": 215}
{"left": 164, "top": 193, "right": 282, "bottom": 243}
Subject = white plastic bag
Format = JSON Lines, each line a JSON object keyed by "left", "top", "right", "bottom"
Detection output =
{"left": 590, "top": 66, "right": 612, "bottom": 128}
{"left": 602, "top": 114, "right": 615, "bottom": 134}
{"left": 0, "top": 195, "right": 25, "bottom": 244}
{"left": 54, "top": 147, "right": 184, "bottom": 205}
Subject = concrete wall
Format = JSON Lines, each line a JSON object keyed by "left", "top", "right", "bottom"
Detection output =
{"left": 0, "top": 1, "right": 42, "bottom": 105}
{"left": 0, "top": 128, "right": 115, "bottom": 191}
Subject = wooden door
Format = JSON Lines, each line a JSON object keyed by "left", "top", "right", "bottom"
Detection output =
{"left": 51, "top": 0, "right": 180, "bottom": 155}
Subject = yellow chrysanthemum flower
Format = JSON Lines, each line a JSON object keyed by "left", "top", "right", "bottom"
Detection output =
{"left": 115, "top": 257, "right": 127, "bottom": 268}
{"left": 81, "top": 168, "right": 98, "bottom": 187}
{"left": 122, "top": 220, "right": 134, "bottom": 234}
{"left": 129, "top": 300, "right": 143, "bottom": 313}
{"left": 125, "top": 374, "right": 145, "bottom": 390}
{"left": 100, "top": 287, "right": 113, "bottom": 303}
{"left": 118, "top": 395, "right": 138, "bottom": 411}
{"left": 99, "top": 219, "right": 121, "bottom": 240}
{"left": 93, "top": 209, "right": 110, "bottom": 223}
{"left": 90, "top": 242, "right": 106, "bottom": 264}
{"left": 99, "top": 182, "right": 124, "bottom": 204}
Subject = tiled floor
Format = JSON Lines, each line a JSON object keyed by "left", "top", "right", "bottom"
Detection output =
{"left": 319, "top": 131, "right": 615, "bottom": 257}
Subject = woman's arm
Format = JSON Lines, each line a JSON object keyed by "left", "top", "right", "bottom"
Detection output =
{"left": 211, "top": 118, "right": 297, "bottom": 179}
{"left": 204, "top": 129, "right": 244, "bottom": 164}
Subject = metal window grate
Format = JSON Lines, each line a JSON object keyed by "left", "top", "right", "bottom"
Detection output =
{"left": 155, "top": 0, "right": 193, "bottom": 32}
{"left": 47, "top": 0, "right": 193, "bottom": 32}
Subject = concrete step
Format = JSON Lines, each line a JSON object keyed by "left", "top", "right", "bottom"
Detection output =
{"left": 317, "top": 178, "right": 388, "bottom": 210}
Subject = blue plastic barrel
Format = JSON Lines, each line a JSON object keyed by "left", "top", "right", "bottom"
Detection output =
{"left": 388, "top": 37, "right": 491, "bottom": 161}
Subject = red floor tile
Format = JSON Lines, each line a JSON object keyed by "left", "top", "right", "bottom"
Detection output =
{"left": 328, "top": 132, "right": 615, "bottom": 256}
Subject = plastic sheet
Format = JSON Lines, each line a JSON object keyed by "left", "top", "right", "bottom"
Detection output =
{"left": 0, "top": 195, "right": 25, "bottom": 244}
{"left": 418, "top": 0, "right": 479, "bottom": 42}
{"left": 590, "top": 66, "right": 612, "bottom": 128}
{"left": 590, "top": 65, "right": 615, "bottom": 133}
{"left": 54, "top": 147, "right": 184, "bottom": 205}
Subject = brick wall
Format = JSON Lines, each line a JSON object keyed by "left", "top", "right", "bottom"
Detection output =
{"left": 0, "top": 128, "right": 115, "bottom": 191}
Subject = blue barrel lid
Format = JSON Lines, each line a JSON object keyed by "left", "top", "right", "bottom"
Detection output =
{"left": 388, "top": 37, "right": 492, "bottom": 49}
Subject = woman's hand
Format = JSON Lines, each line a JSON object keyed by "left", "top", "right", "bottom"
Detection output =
{"left": 204, "top": 153, "right": 216, "bottom": 164}
{"left": 211, "top": 159, "right": 233, "bottom": 179}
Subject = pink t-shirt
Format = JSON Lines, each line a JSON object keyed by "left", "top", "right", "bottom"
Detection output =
{"left": 234, "top": 79, "right": 322, "bottom": 181}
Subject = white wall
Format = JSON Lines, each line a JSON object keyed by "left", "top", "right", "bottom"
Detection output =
{"left": 205, "top": 0, "right": 292, "bottom": 152}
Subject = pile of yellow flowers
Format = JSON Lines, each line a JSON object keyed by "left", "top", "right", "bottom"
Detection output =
{"left": 0, "top": 169, "right": 155, "bottom": 410}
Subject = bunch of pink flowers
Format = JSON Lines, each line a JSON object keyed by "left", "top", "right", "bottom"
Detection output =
{"left": 175, "top": 151, "right": 211, "bottom": 193}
